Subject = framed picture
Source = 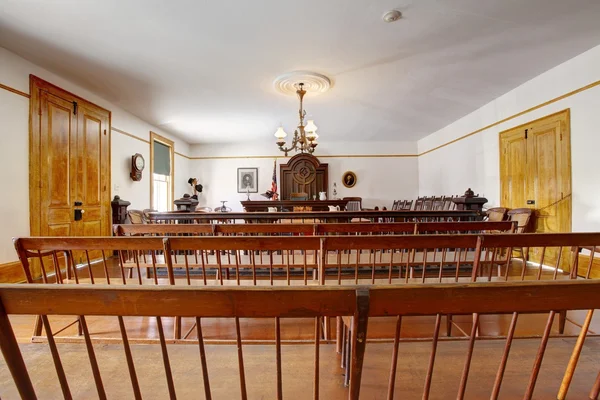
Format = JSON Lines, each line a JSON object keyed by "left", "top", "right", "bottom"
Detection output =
{"left": 237, "top": 168, "right": 258, "bottom": 193}
{"left": 342, "top": 171, "right": 357, "bottom": 188}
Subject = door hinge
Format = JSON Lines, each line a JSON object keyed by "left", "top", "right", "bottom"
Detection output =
{"left": 560, "top": 133, "right": 563, "bottom": 141}
{"left": 524, "top": 129, "right": 528, "bottom": 139}
{"left": 104, "top": 129, "right": 107, "bottom": 136}
{"left": 73, "top": 101, "right": 78, "bottom": 116}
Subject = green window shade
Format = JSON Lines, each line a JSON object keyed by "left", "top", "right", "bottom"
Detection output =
{"left": 153, "top": 141, "right": 171, "bottom": 175}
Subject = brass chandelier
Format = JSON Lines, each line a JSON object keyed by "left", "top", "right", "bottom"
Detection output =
{"left": 274, "top": 83, "right": 319, "bottom": 156}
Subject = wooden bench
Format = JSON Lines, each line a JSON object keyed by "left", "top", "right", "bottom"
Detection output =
{"left": 114, "top": 221, "right": 516, "bottom": 237}
{"left": 13, "top": 233, "right": 600, "bottom": 342}
{"left": 1, "top": 281, "right": 600, "bottom": 399}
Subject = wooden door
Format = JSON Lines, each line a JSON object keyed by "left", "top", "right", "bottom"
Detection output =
{"left": 500, "top": 128, "right": 528, "bottom": 211}
{"left": 30, "top": 76, "right": 111, "bottom": 274}
{"left": 76, "top": 104, "right": 110, "bottom": 238}
{"left": 500, "top": 109, "right": 571, "bottom": 267}
{"left": 39, "top": 91, "right": 78, "bottom": 237}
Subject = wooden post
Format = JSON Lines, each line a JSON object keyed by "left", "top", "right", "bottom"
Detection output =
{"left": 349, "top": 288, "right": 370, "bottom": 400}
{"left": 0, "top": 299, "right": 37, "bottom": 399}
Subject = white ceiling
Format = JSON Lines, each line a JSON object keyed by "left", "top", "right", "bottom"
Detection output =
{"left": 1, "top": 0, "right": 600, "bottom": 144}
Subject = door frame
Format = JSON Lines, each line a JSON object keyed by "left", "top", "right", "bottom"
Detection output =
{"left": 29, "top": 75, "right": 112, "bottom": 237}
{"left": 498, "top": 108, "right": 572, "bottom": 233}
{"left": 149, "top": 131, "right": 175, "bottom": 211}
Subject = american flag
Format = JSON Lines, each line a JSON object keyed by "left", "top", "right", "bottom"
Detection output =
{"left": 271, "top": 159, "right": 278, "bottom": 201}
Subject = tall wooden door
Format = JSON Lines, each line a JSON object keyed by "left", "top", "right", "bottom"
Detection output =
{"left": 500, "top": 109, "right": 571, "bottom": 266}
{"left": 38, "top": 90, "right": 78, "bottom": 236}
{"left": 30, "top": 76, "right": 111, "bottom": 270}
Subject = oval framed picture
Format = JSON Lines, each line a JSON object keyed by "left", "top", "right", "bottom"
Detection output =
{"left": 342, "top": 171, "right": 357, "bottom": 188}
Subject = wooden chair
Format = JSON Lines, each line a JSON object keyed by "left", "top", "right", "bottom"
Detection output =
{"left": 422, "top": 197, "right": 434, "bottom": 211}
{"left": 290, "top": 192, "right": 308, "bottom": 201}
{"left": 344, "top": 197, "right": 362, "bottom": 211}
{"left": 391, "top": 200, "right": 399, "bottom": 210}
{"left": 486, "top": 207, "right": 508, "bottom": 222}
{"left": 507, "top": 208, "right": 533, "bottom": 233}
{"left": 414, "top": 197, "right": 424, "bottom": 210}
{"left": 402, "top": 200, "right": 413, "bottom": 210}
{"left": 432, "top": 197, "right": 444, "bottom": 211}
{"left": 508, "top": 208, "right": 534, "bottom": 261}
{"left": 142, "top": 209, "right": 157, "bottom": 223}
{"left": 128, "top": 210, "right": 145, "bottom": 224}
{"left": 442, "top": 196, "right": 455, "bottom": 210}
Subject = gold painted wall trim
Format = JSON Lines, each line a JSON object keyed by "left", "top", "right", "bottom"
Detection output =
{"left": 0, "top": 82, "right": 30, "bottom": 98}
{"left": 112, "top": 128, "right": 191, "bottom": 159}
{"left": 189, "top": 153, "right": 417, "bottom": 160}
{"left": 418, "top": 78, "right": 600, "bottom": 157}
{"left": 0, "top": 260, "right": 26, "bottom": 283}
{"left": 112, "top": 127, "right": 150, "bottom": 144}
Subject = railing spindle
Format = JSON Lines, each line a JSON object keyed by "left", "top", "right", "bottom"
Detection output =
{"left": 423, "top": 314, "right": 441, "bottom": 400}
{"left": 235, "top": 317, "right": 248, "bottom": 400}
{"left": 457, "top": 313, "right": 479, "bottom": 399}
{"left": 41, "top": 315, "right": 72, "bottom": 399}
{"left": 590, "top": 370, "right": 600, "bottom": 400}
{"left": 117, "top": 316, "right": 142, "bottom": 400}
{"left": 84, "top": 250, "right": 95, "bottom": 284}
{"left": 0, "top": 300, "right": 37, "bottom": 399}
{"left": 524, "top": 311, "right": 556, "bottom": 399}
{"left": 157, "top": 316, "right": 177, "bottom": 399}
{"left": 314, "top": 316, "right": 320, "bottom": 400}
{"left": 196, "top": 317, "right": 212, "bottom": 400}
{"left": 557, "top": 309, "right": 594, "bottom": 399}
{"left": 553, "top": 247, "right": 563, "bottom": 280}
{"left": 386, "top": 316, "right": 402, "bottom": 400}
{"left": 536, "top": 246, "right": 546, "bottom": 280}
{"left": 490, "top": 312, "right": 519, "bottom": 399}
{"left": 275, "top": 317, "right": 283, "bottom": 400}
{"left": 79, "top": 315, "right": 106, "bottom": 399}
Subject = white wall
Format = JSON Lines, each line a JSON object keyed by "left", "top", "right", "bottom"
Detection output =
{"left": 417, "top": 44, "right": 600, "bottom": 232}
{"left": 190, "top": 141, "right": 418, "bottom": 211}
{"left": 0, "top": 46, "right": 191, "bottom": 263}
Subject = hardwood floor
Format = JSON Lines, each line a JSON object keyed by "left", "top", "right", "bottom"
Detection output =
{"left": 2, "top": 338, "right": 599, "bottom": 399}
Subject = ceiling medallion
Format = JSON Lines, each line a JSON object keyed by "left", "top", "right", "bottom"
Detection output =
{"left": 273, "top": 71, "right": 332, "bottom": 96}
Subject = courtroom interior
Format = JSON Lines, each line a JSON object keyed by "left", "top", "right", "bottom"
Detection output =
{"left": 2, "top": 1, "right": 600, "bottom": 399}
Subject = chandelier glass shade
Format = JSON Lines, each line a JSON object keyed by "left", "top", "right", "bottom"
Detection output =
{"left": 274, "top": 83, "right": 319, "bottom": 156}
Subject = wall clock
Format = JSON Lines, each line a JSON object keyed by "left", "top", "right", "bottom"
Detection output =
{"left": 130, "top": 153, "right": 145, "bottom": 181}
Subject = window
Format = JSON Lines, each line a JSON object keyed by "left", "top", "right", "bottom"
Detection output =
{"left": 150, "top": 132, "right": 174, "bottom": 211}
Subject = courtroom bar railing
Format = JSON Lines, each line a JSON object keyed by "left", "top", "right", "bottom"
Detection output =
{"left": 1, "top": 281, "right": 600, "bottom": 399}
{"left": 146, "top": 209, "right": 483, "bottom": 224}
{"left": 114, "top": 221, "right": 516, "bottom": 237}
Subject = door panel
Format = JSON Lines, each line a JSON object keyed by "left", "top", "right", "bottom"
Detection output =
{"left": 528, "top": 122, "right": 560, "bottom": 234}
{"left": 500, "top": 128, "right": 527, "bottom": 210}
{"left": 77, "top": 105, "right": 110, "bottom": 238}
{"left": 40, "top": 91, "right": 77, "bottom": 237}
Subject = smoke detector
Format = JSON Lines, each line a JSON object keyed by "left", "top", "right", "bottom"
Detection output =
{"left": 382, "top": 10, "right": 402, "bottom": 23}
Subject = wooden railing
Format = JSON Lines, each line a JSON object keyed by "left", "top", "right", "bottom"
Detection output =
{"left": 14, "top": 233, "right": 599, "bottom": 290}
{"left": 114, "top": 221, "right": 516, "bottom": 237}
{"left": 1, "top": 281, "right": 600, "bottom": 399}
{"left": 146, "top": 209, "right": 482, "bottom": 224}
